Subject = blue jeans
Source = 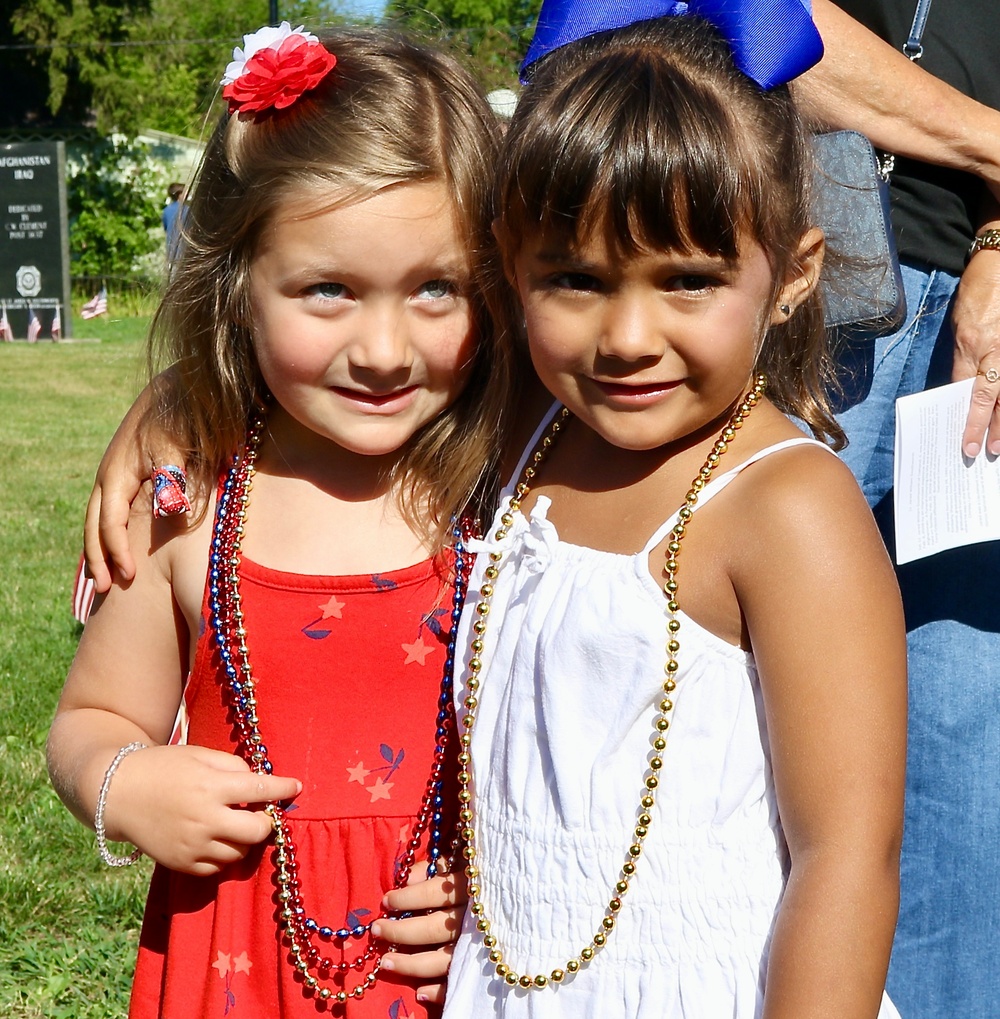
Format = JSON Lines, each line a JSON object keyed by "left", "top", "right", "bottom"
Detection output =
{"left": 834, "top": 261, "right": 1000, "bottom": 1019}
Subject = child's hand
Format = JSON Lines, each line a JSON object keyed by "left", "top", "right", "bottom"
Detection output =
{"left": 374, "top": 872, "right": 466, "bottom": 1004}
{"left": 84, "top": 390, "right": 153, "bottom": 591}
{"left": 107, "top": 744, "right": 302, "bottom": 876}
{"left": 85, "top": 381, "right": 187, "bottom": 592}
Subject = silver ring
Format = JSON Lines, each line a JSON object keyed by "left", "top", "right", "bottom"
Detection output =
{"left": 979, "top": 367, "right": 1000, "bottom": 384}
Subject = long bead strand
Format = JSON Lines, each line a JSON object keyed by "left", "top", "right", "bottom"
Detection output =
{"left": 458, "top": 377, "right": 767, "bottom": 990}
{"left": 207, "top": 417, "right": 468, "bottom": 1006}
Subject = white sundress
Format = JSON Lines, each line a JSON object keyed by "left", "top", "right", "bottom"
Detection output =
{"left": 443, "top": 406, "right": 902, "bottom": 1019}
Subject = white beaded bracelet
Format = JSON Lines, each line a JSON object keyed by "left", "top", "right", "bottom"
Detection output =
{"left": 94, "top": 741, "right": 147, "bottom": 867}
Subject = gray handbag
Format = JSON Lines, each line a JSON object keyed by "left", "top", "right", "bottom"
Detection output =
{"left": 813, "top": 0, "right": 933, "bottom": 333}
{"left": 813, "top": 129, "right": 905, "bottom": 332}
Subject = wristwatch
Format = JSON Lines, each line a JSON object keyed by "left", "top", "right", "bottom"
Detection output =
{"left": 968, "top": 228, "right": 1000, "bottom": 260}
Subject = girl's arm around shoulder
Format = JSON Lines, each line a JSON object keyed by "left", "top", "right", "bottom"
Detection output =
{"left": 731, "top": 445, "right": 906, "bottom": 1019}
{"left": 49, "top": 492, "right": 301, "bottom": 875}
{"left": 85, "top": 369, "right": 187, "bottom": 592}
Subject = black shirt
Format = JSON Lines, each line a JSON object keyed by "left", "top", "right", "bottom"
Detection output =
{"left": 833, "top": 0, "right": 1000, "bottom": 272}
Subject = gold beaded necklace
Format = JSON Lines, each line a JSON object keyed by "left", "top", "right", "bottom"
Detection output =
{"left": 457, "top": 375, "right": 767, "bottom": 991}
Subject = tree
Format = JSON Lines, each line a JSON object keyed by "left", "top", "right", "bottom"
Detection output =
{"left": 10, "top": 0, "right": 152, "bottom": 130}
{"left": 0, "top": 0, "right": 81, "bottom": 127}
{"left": 386, "top": 0, "right": 541, "bottom": 88}
{"left": 103, "top": 0, "right": 337, "bottom": 136}
{"left": 8, "top": 0, "right": 345, "bottom": 136}
{"left": 68, "top": 136, "right": 170, "bottom": 279}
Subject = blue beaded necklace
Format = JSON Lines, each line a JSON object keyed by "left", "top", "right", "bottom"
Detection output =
{"left": 208, "top": 416, "right": 468, "bottom": 1007}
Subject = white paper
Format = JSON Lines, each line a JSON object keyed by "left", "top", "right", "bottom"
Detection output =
{"left": 893, "top": 378, "right": 1000, "bottom": 564}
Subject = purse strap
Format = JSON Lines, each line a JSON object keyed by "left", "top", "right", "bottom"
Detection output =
{"left": 880, "top": 0, "right": 933, "bottom": 178}
{"left": 902, "top": 0, "right": 933, "bottom": 61}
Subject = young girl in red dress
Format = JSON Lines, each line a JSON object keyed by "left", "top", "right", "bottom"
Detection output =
{"left": 47, "top": 24, "right": 508, "bottom": 1019}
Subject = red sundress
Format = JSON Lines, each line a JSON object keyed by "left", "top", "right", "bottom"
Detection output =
{"left": 129, "top": 550, "right": 459, "bottom": 1019}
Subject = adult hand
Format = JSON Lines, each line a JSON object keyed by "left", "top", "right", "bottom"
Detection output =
{"left": 952, "top": 247, "right": 1000, "bottom": 457}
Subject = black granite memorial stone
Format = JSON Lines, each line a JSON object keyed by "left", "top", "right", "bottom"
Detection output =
{"left": 0, "top": 141, "right": 72, "bottom": 339}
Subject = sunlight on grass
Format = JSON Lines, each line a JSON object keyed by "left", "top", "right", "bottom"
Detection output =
{"left": 0, "top": 322, "right": 149, "bottom": 1017}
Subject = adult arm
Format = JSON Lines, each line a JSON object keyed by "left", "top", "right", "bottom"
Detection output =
{"left": 798, "top": 1, "right": 1000, "bottom": 197}
{"left": 735, "top": 447, "right": 907, "bottom": 1018}
{"left": 796, "top": 0, "right": 1000, "bottom": 454}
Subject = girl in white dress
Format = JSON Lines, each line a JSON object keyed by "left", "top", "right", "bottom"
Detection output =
{"left": 443, "top": 8, "right": 906, "bottom": 1019}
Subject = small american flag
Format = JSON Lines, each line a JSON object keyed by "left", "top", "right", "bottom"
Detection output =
{"left": 72, "top": 553, "right": 97, "bottom": 625}
{"left": 80, "top": 287, "right": 108, "bottom": 320}
{"left": 27, "top": 307, "right": 41, "bottom": 343}
{"left": 51, "top": 306, "right": 61, "bottom": 341}
{"left": 0, "top": 303, "right": 10, "bottom": 341}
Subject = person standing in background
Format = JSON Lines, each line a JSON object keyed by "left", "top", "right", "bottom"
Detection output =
{"left": 162, "top": 182, "right": 188, "bottom": 265}
{"left": 797, "top": 4, "right": 1000, "bottom": 1016}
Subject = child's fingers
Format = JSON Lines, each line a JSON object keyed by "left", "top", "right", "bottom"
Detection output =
{"left": 415, "top": 981, "right": 446, "bottom": 1005}
{"left": 87, "top": 482, "right": 136, "bottom": 585}
{"left": 382, "top": 872, "right": 463, "bottom": 913}
{"left": 373, "top": 907, "right": 463, "bottom": 947}
{"left": 416, "top": 981, "right": 446, "bottom": 1006}
{"left": 183, "top": 837, "right": 257, "bottom": 877}
{"left": 379, "top": 945, "right": 454, "bottom": 983}
{"left": 83, "top": 491, "right": 115, "bottom": 594}
{"left": 220, "top": 770, "right": 302, "bottom": 807}
{"left": 101, "top": 490, "right": 137, "bottom": 582}
{"left": 189, "top": 748, "right": 302, "bottom": 804}
{"left": 218, "top": 807, "right": 283, "bottom": 849}
{"left": 165, "top": 811, "right": 283, "bottom": 877}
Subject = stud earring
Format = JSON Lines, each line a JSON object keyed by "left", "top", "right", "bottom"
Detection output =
{"left": 779, "top": 303, "right": 791, "bottom": 316}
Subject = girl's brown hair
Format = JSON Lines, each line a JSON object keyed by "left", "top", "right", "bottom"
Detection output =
{"left": 149, "top": 28, "right": 514, "bottom": 543}
{"left": 496, "top": 15, "right": 844, "bottom": 447}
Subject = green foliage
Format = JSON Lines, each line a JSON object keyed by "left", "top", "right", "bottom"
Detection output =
{"left": 67, "top": 137, "right": 170, "bottom": 279}
{"left": 83, "top": 43, "right": 205, "bottom": 138}
{"left": 388, "top": 0, "right": 538, "bottom": 29}
{"left": 11, "top": 0, "right": 231, "bottom": 134}
{"left": 9, "top": 0, "right": 538, "bottom": 134}
{"left": 0, "top": 325, "right": 149, "bottom": 1019}
{"left": 10, "top": 0, "right": 357, "bottom": 137}
{"left": 11, "top": 0, "right": 152, "bottom": 127}
{"left": 387, "top": 0, "right": 541, "bottom": 87}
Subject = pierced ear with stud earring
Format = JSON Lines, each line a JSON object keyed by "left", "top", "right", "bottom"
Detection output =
{"left": 779, "top": 303, "right": 791, "bottom": 317}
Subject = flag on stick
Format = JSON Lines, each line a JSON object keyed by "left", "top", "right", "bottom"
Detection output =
{"left": 80, "top": 287, "right": 108, "bottom": 320}
{"left": 27, "top": 307, "right": 41, "bottom": 343}
{"left": 72, "top": 553, "right": 97, "bottom": 625}
{"left": 0, "top": 303, "right": 10, "bottom": 342}
{"left": 51, "top": 306, "right": 61, "bottom": 341}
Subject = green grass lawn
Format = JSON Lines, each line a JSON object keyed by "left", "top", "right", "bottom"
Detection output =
{"left": 0, "top": 318, "right": 152, "bottom": 1018}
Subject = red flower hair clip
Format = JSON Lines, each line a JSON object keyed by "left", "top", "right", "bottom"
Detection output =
{"left": 221, "top": 22, "right": 337, "bottom": 115}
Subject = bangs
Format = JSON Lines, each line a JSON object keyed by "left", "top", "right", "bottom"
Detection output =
{"left": 494, "top": 15, "right": 842, "bottom": 448}
{"left": 500, "top": 21, "right": 774, "bottom": 262}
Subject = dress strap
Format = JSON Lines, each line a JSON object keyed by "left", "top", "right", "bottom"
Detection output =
{"left": 501, "top": 402, "right": 564, "bottom": 494}
{"left": 641, "top": 436, "right": 836, "bottom": 554}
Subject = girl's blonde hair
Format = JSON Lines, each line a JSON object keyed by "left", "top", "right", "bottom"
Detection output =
{"left": 149, "top": 28, "right": 514, "bottom": 543}
{"left": 496, "top": 16, "right": 844, "bottom": 447}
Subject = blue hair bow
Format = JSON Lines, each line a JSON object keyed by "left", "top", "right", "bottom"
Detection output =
{"left": 521, "top": 0, "right": 824, "bottom": 89}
